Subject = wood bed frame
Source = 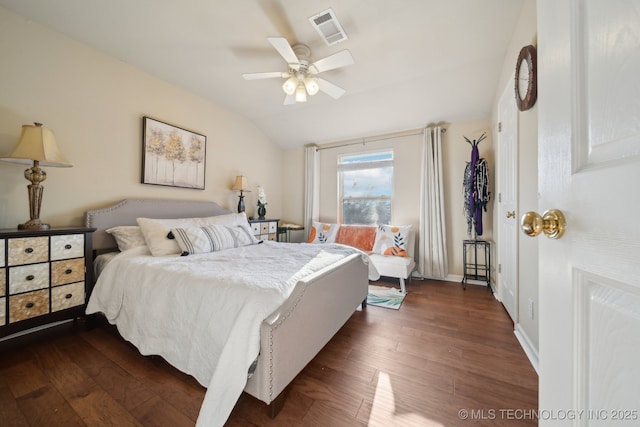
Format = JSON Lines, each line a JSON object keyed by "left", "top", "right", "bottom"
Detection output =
{"left": 84, "top": 198, "right": 368, "bottom": 416}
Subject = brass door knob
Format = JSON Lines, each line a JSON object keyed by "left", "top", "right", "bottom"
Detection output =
{"left": 521, "top": 209, "right": 566, "bottom": 239}
{"left": 506, "top": 211, "right": 516, "bottom": 218}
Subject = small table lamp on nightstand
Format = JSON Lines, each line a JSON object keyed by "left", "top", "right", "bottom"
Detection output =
{"left": 0, "top": 123, "right": 72, "bottom": 230}
{"left": 231, "top": 175, "right": 251, "bottom": 213}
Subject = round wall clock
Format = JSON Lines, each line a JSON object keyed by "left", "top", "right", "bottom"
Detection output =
{"left": 515, "top": 45, "right": 537, "bottom": 111}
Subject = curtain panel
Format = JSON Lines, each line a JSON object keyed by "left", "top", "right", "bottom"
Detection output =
{"left": 418, "top": 126, "right": 448, "bottom": 279}
{"left": 303, "top": 144, "right": 319, "bottom": 241}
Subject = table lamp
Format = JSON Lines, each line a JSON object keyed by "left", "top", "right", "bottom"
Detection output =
{"left": 0, "top": 123, "right": 72, "bottom": 230}
{"left": 231, "top": 175, "right": 251, "bottom": 213}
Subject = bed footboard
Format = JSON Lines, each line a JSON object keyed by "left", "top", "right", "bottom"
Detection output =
{"left": 243, "top": 253, "right": 368, "bottom": 410}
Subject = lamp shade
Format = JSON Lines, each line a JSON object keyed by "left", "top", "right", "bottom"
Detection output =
{"left": 0, "top": 123, "right": 72, "bottom": 167}
{"left": 295, "top": 83, "right": 307, "bottom": 102}
{"left": 282, "top": 75, "right": 298, "bottom": 95}
{"left": 231, "top": 175, "right": 251, "bottom": 192}
{"left": 304, "top": 77, "right": 320, "bottom": 96}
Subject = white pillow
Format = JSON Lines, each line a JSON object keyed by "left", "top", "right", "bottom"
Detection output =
{"left": 307, "top": 221, "right": 339, "bottom": 244}
{"left": 197, "top": 212, "right": 248, "bottom": 227}
{"left": 105, "top": 226, "right": 147, "bottom": 251}
{"left": 171, "top": 224, "right": 258, "bottom": 255}
{"left": 372, "top": 224, "right": 412, "bottom": 257}
{"left": 136, "top": 213, "right": 251, "bottom": 256}
{"left": 137, "top": 217, "right": 200, "bottom": 256}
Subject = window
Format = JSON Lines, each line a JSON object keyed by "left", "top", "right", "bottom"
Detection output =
{"left": 338, "top": 150, "right": 393, "bottom": 224}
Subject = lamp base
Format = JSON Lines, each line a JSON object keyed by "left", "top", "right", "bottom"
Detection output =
{"left": 18, "top": 219, "right": 50, "bottom": 230}
{"left": 237, "top": 193, "right": 246, "bottom": 213}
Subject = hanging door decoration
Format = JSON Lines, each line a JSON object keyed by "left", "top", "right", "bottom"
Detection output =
{"left": 463, "top": 133, "right": 490, "bottom": 238}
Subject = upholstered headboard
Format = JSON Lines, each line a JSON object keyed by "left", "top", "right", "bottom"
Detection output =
{"left": 85, "top": 198, "right": 231, "bottom": 251}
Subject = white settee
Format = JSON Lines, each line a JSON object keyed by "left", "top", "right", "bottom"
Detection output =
{"left": 308, "top": 223, "right": 416, "bottom": 293}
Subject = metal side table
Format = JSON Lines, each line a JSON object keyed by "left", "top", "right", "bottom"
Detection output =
{"left": 462, "top": 239, "right": 491, "bottom": 292}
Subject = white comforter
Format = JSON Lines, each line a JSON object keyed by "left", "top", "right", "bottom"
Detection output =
{"left": 86, "top": 241, "right": 376, "bottom": 426}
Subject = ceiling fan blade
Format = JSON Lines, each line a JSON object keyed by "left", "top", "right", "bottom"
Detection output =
{"left": 268, "top": 37, "right": 300, "bottom": 69}
{"left": 259, "top": 0, "right": 297, "bottom": 43}
{"left": 242, "top": 71, "right": 287, "bottom": 80}
{"left": 317, "top": 78, "right": 346, "bottom": 99}
{"left": 310, "top": 50, "right": 354, "bottom": 74}
{"left": 283, "top": 94, "right": 296, "bottom": 105}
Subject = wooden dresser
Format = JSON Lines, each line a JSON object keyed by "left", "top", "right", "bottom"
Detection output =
{"left": 0, "top": 227, "right": 95, "bottom": 339}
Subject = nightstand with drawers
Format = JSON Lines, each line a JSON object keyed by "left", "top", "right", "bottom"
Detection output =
{"left": 248, "top": 218, "right": 279, "bottom": 241}
{"left": 0, "top": 227, "right": 95, "bottom": 339}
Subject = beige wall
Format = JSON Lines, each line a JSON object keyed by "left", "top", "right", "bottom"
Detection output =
{"left": 282, "top": 118, "right": 494, "bottom": 279}
{"left": 0, "top": 7, "right": 283, "bottom": 229}
{"left": 491, "top": 0, "right": 539, "bottom": 353}
{"left": 280, "top": 148, "right": 306, "bottom": 242}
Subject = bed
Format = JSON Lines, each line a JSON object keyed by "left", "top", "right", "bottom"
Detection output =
{"left": 84, "top": 198, "right": 374, "bottom": 426}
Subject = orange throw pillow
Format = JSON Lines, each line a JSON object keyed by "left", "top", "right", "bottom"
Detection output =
{"left": 335, "top": 225, "right": 376, "bottom": 252}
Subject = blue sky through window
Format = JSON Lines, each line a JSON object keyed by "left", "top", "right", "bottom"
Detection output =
{"left": 342, "top": 168, "right": 392, "bottom": 197}
{"left": 340, "top": 151, "right": 393, "bottom": 198}
{"left": 339, "top": 150, "right": 393, "bottom": 224}
{"left": 340, "top": 152, "right": 393, "bottom": 164}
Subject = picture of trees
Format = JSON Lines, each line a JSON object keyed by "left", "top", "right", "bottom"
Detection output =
{"left": 142, "top": 117, "right": 206, "bottom": 189}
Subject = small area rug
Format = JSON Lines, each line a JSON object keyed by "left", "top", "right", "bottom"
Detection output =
{"left": 367, "top": 285, "right": 406, "bottom": 310}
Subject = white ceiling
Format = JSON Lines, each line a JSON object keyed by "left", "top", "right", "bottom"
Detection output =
{"left": 0, "top": 0, "right": 525, "bottom": 149}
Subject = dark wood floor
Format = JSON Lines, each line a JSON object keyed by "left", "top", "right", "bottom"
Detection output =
{"left": 0, "top": 279, "right": 538, "bottom": 426}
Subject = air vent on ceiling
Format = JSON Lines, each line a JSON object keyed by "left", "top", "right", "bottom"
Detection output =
{"left": 309, "top": 8, "right": 348, "bottom": 46}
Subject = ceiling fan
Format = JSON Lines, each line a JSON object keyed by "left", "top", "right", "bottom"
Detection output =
{"left": 242, "top": 37, "right": 354, "bottom": 105}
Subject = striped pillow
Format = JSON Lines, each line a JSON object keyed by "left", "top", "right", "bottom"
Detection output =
{"left": 171, "top": 224, "right": 258, "bottom": 255}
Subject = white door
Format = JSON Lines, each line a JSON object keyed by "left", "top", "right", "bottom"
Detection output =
{"left": 538, "top": 0, "right": 640, "bottom": 423}
{"left": 497, "top": 77, "right": 518, "bottom": 322}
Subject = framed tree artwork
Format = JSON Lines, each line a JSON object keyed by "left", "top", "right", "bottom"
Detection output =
{"left": 142, "top": 116, "right": 206, "bottom": 189}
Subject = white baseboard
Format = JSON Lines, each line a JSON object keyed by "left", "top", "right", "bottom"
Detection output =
{"left": 412, "top": 272, "right": 493, "bottom": 291}
{"left": 514, "top": 324, "right": 539, "bottom": 374}
{"left": 412, "top": 273, "right": 496, "bottom": 295}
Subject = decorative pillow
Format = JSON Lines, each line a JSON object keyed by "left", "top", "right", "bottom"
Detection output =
{"left": 335, "top": 225, "right": 377, "bottom": 252}
{"left": 136, "top": 213, "right": 252, "bottom": 256}
{"left": 105, "top": 226, "right": 147, "bottom": 251}
{"left": 137, "top": 217, "right": 200, "bottom": 256}
{"left": 372, "top": 224, "right": 412, "bottom": 257}
{"left": 307, "top": 221, "right": 339, "bottom": 244}
{"left": 171, "top": 224, "right": 258, "bottom": 255}
{"left": 197, "top": 212, "right": 248, "bottom": 227}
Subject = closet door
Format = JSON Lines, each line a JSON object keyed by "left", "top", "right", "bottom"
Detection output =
{"left": 497, "top": 75, "right": 518, "bottom": 323}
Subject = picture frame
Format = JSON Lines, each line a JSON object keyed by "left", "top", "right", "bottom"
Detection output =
{"left": 142, "top": 116, "right": 206, "bottom": 189}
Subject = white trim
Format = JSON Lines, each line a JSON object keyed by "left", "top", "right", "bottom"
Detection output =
{"left": 514, "top": 323, "right": 539, "bottom": 374}
{"left": 413, "top": 271, "right": 494, "bottom": 290}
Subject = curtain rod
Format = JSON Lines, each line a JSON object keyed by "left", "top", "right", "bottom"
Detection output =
{"left": 316, "top": 126, "right": 446, "bottom": 151}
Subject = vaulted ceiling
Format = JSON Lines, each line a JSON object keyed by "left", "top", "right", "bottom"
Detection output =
{"left": 0, "top": 0, "right": 525, "bottom": 148}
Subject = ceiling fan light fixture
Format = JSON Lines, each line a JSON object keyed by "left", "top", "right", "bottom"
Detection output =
{"left": 282, "top": 75, "right": 298, "bottom": 95}
{"left": 243, "top": 37, "right": 353, "bottom": 104}
{"left": 295, "top": 83, "right": 307, "bottom": 102}
{"left": 304, "top": 77, "right": 320, "bottom": 96}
